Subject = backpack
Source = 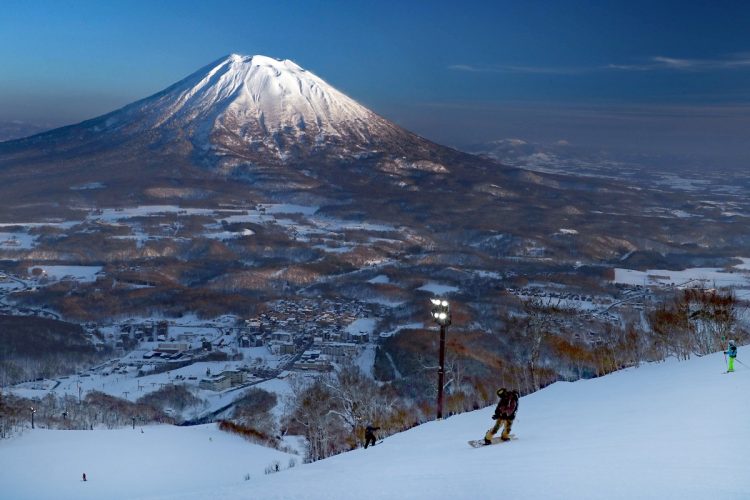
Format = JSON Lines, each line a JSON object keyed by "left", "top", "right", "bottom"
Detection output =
{"left": 497, "top": 391, "right": 518, "bottom": 417}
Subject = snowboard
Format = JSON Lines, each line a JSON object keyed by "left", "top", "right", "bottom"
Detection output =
{"left": 468, "top": 434, "right": 517, "bottom": 448}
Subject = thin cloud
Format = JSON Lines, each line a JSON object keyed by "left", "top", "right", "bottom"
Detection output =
{"left": 608, "top": 54, "right": 750, "bottom": 71}
{"left": 447, "top": 64, "right": 586, "bottom": 75}
{"left": 452, "top": 54, "right": 750, "bottom": 75}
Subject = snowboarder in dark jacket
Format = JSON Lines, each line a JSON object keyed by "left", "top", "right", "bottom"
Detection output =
{"left": 484, "top": 388, "right": 519, "bottom": 444}
{"left": 364, "top": 425, "right": 380, "bottom": 448}
{"left": 725, "top": 340, "right": 738, "bottom": 372}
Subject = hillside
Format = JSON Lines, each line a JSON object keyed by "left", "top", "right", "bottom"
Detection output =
{"left": 2, "top": 351, "right": 748, "bottom": 499}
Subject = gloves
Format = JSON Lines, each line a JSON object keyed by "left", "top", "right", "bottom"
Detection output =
{"left": 492, "top": 413, "right": 498, "bottom": 420}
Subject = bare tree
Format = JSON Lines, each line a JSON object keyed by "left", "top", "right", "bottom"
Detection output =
{"left": 513, "top": 297, "right": 572, "bottom": 391}
{"left": 284, "top": 376, "right": 345, "bottom": 462}
{"left": 324, "top": 364, "right": 402, "bottom": 445}
{"left": 649, "top": 287, "right": 740, "bottom": 357}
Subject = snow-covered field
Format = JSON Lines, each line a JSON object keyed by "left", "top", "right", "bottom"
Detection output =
{"left": 417, "top": 282, "right": 460, "bottom": 295}
{"left": 0, "top": 232, "right": 37, "bottom": 249}
{"left": 614, "top": 258, "right": 750, "bottom": 295}
{"left": 614, "top": 266, "right": 750, "bottom": 288}
{"left": 0, "top": 424, "right": 295, "bottom": 500}
{"left": 28, "top": 265, "right": 103, "bottom": 282}
{"left": 2, "top": 350, "right": 748, "bottom": 499}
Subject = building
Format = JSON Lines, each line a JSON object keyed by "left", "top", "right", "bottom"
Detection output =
{"left": 273, "top": 342, "right": 295, "bottom": 355}
{"left": 319, "top": 343, "right": 359, "bottom": 357}
{"left": 155, "top": 342, "right": 189, "bottom": 355}
{"left": 156, "top": 320, "right": 169, "bottom": 339}
{"left": 272, "top": 331, "right": 293, "bottom": 343}
{"left": 350, "top": 331, "right": 369, "bottom": 344}
{"left": 293, "top": 359, "right": 333, "bottom": 372}
{"left": 198, "top": 370, "right": 245, "bottom": 391}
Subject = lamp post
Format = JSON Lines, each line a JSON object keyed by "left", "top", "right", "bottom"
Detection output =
{"left": 29, "top": 406, "right": 36, "bottom": 429}
{"left": 430, "top": 298, "right": 451, "bottom": 420}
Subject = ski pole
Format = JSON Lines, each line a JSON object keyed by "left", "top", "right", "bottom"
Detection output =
{"left": 734, "top": 358, "right": 748, "bottom": 368}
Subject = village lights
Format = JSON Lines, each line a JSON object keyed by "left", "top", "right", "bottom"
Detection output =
{"left": 430, "top": 297, "right": 451, "bottom": 420}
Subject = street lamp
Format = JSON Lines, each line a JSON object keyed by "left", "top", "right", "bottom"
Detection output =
{"left": 430, "top": 298, "right": 451, "bottom": 420}
{"left": 29, "top": 406, "right": 36, "bottom": 429}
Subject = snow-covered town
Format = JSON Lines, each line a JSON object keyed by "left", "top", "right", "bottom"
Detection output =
{"left": 4, "top": 286, "right": 386, "bottom": 423}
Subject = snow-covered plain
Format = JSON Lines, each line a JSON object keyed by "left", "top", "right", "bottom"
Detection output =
{"left": 614, "top": 264, "right": 750, "bottom": 288}
{"left": 28, "top": 265, "right": 103, "bottom": 282}
{"left": 0, "top": 424, "right": 295, "bottom": 500}
{"left": 0, "top": 232, "right": 37, "bottom": 249}
{"left": 417, "top": 282, "right": 459, "bottom": 295}
{"left": 2, "top": 351, "right": 748, "bottom": 499}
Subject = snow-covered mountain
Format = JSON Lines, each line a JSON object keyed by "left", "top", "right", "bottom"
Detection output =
{"left": 3, "top": 351, "right": 748, "bottom": 499}
{"left": 96, "top": 54, "right": 425, "bottom": 164}
{"left": 0, "top": 54, "right": 731, "bottom": 265}
{"left": 0, "top": 53, "right": 483, "bottom": 207}
{"left": 2, "top": 54, "right": 439, "bottom": 170}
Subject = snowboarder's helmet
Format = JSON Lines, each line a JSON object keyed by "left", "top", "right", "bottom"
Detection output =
{"left": 496, "top": 388, "right": 505, "bottom": 397}
{"left": 729, "top": 339, "right": 736, "bottom": 346}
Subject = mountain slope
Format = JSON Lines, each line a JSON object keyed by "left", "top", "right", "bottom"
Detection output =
{"left": 0, "top": 54, "right": 739, "bottom": 262}
{"left": 0, "top": 54, "right": 447, "bottom": 171}
{"left": 0, "top": 423, "right": 296, "bottom": 500}
{"left": 177, "top": 351, "right": 749, "bottom": 500}
{"left": 2, "top": 352, "right": 747, "bottom": 499}
{"left": 0, "top": 53, "right": 495, "bottom": 215}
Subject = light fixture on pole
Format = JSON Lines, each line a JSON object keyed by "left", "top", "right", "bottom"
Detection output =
{"left": 430, "top": 298, "right": 451, "bottom": 420}
{"left": 29, "top": 406, "right": 36, "bottom": 429}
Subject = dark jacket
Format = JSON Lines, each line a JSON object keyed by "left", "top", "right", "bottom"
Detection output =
{"left": 365, "top": 425, "right": 380, "bottom": 438}
{"left": 492, "top": 390, "right": 519, "bottom": 420}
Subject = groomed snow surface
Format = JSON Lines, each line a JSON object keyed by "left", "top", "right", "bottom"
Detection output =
{"left": 2, "top": 351, "right": 748, "bottom": 499}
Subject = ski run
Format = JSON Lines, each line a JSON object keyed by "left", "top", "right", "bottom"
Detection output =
{"left": 1, "top": 350, "right": 748, "bottom": 499}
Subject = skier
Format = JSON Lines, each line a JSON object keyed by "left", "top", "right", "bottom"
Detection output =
{"left": 82, "top": 473, "right": 87, "bottom": 482}
{"left": 364, "top": 424, "right": 380, "bottom": 448}
{"left": 484, "top": 388, "right": 519, "bottom": 445}
{"left": 725, "top": 340, "right": 738, "bottom": 373}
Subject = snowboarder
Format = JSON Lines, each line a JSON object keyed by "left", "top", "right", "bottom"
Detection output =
{"left": 484, "top": 388, "right": 519, "bottom": 445}
{"left": 364, "top": 425, "right": 380, "bottom": 448}
{"left": 725, "top": 340, "right": 738, "bottom": 372}
{"left": 82, "top": 473, "right": 87, "bottom": 482}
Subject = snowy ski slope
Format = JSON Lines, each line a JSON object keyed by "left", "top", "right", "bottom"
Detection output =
{"left": 1, "top": 351, "right": 748, "bottom": 499}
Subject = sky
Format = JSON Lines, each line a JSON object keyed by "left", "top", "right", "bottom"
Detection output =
{"left": 1, "top": 0, "right": 749, "bottom": 167}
